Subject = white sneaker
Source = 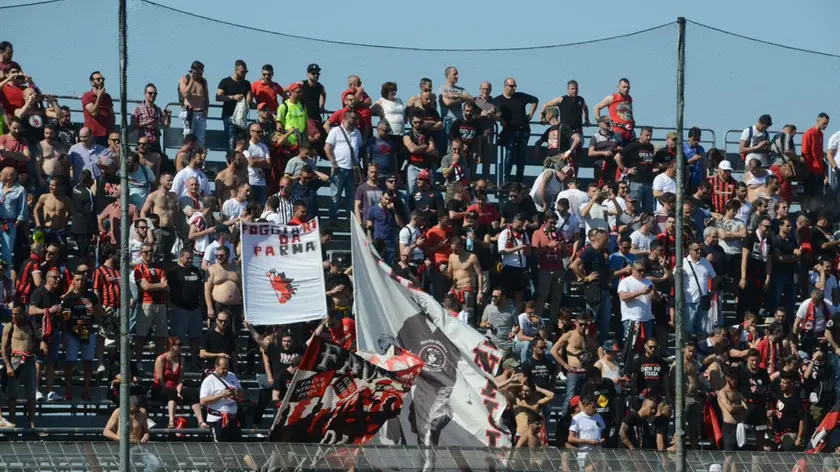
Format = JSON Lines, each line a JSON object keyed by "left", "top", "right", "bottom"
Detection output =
{"left": 0, "top": 418, "right": 15, "bottom": 428}
{"left": 46, "top": 391, "right": 59, "bottom": 402}
{"left": 557, "top": 371, "right": 567, "bottom": 382}
{"left": 105, "top": 338, "right": 115, "bottom": 347}
{"left": 95, "top": 364, "right": 106, "bottom": 374}
{"left": 35, "top": 391, "right": 43, "bottom": 401}
{"left": 146, "top": 419, "right": 156, "bottom": 429}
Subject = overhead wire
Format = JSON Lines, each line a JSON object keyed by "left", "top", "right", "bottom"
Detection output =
{"left": 0, "top": 0, "right": 64, "bottom": 9}
{"left": 687, "top": 19, "right": 840, "bottom": 59}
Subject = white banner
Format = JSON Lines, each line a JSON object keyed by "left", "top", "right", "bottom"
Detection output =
{"left": 350, "top": 218, "right": 511, "bottom": 448}
{"left": 241, "top": 220, "right": 327, "bottom": 326}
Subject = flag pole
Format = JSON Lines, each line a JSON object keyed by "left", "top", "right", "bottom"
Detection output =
{"left": 674, "top": 16, "right": 687, "bottom": 472}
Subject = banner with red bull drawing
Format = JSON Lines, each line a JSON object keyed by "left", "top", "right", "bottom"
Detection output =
{"left": 269, "top": 336, "right": 423, "bottom": 444}
{"left": 241, "top": 220, "right": 327, "bottom": 326}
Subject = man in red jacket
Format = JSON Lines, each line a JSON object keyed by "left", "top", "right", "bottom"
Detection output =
{"left": 801, "top": 113, "right": 830, "bottom": 209}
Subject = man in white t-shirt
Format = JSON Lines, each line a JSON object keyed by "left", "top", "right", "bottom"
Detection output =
{"left": 244, "top": 124, "right": 271, "bottom": 203}
{"left": 810, "top": 257, "right": 840, "bottom": 309}
{"left": 530, "top": 167, "right": 564, "bottom": 213}
{"left": 398, "top": 211, "right": 425, "bottom": 265}
{"left": 580, "top": 183, "right": 617, "bottom": 243}
{"left": 682, "top": 241, "right": 717, "bottom": 336}
{"left": 325, "top": 110, "right": 363, "bottom": 223}
{"left": 618, "top": 260, "right": 656, "bottom": 343}
{"left": 652, "top": 160, "right": 677, "bottom": 212}
{"left": 567, "top": 395, "right": 606, "bottom": 450}
{"left": 793, "top": 289, "right": 835, "bottom": 343}
{"left": 555, "top": 178, "right": 589, "bottom": 230}
{"left": 171, "top": 149, "right": 212, "bottom": 198}
{"left": 221, "top": 182, "right": 250, "bottom": 222}
{"left": 200, "top": 357, "right": 244, "bottom": 442}
{"left": 739, "top": 114, "right": 772, "bottom": 167}
{"left": 629, "top": 217, "right": 656, "bottom": 256}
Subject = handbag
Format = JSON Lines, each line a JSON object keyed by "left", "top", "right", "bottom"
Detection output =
{"left": 583, "top": 280, "right": 603, "bottom": 306}
{"left": 687, "top": 259, "right": 712, "bottom": 311}
{"left": 231, "top": 99, "right": 249, "bottom": 129}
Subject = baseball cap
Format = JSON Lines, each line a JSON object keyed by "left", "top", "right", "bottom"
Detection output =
{"left": 257, "top": 102, "right": 269, "bottom": 111}
{"left": 502, "top": 357, "right": 521, "bottom": 371}
{"left": 214, "top": 224, "right": 231, "bottom": 235}
{"left": 287, "top": 82, "right": 301, "bottom": 92}
{"left": 384, "top": 173, "right": 397, "bottom": 182}
{"left": 341, "top": 89, "right": 356, "bottom": 102}
{"left": 417, "top": 169, "right": 431, "bottom": 181}
{"left": 759, "top": 114, "right": 773, "bottom": 126}
{"left": 605, "top": 342, "right": 620, "bottom": 353}
{"left": 569, "top": 396, "right": 581, "bottom": 408}
{"left": 330, "top": 253, "right": 349, "bottom": 267}
{"left": 597, "top": 116, "right": 611, "bottom": 124}
{"left": 307, "top": 63, "right": 321, "bottom": 73}
{"left": 718, "top": 160, "right": 733, "bottom": 171}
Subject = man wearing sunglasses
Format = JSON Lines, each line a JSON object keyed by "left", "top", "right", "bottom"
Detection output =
{"left": 81, "top": 71, "right": 114, "bottom": 147}
{"left": 216, "top": 60, "right": 252, "bottom": 153}
{"left": 250, "top": 64, "right": 286, "bottom": 113}
{"left": 28, "top": 267, "right": 63, "bottom": 401}
{"left": 132, "top": 243, "right": 169, "bottom": 370}
{"left": 132, "top": 83, "right": 170, "bottom": 156}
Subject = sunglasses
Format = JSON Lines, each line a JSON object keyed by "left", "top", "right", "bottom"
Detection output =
{"left": 46, "top": 251, "right": 57, "bottom": 255}
{"left": 141, "top": 250, "right": 152, "bottom": 254}
{"left": 216, "top": 319, "right": 228, "bottom": 323}
{"left": 146, "top": 91, "right": 157, "bottom": 96}
{"left": 109, "top": 138, "right": 120, "bottom": 142}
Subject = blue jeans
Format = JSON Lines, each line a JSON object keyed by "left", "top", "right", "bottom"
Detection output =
{"left": 441, "top": 116, "right": 456, "bottom": 155}
{"left": 223, "top": 117, "right": 247, "bottom": 153}
{"left": 406, "top": 165, "right": 423, "bottom": 197}
{"left": 587, "top": 289, "right": 612, "bottom": 346}
{"left": 768, "top": 273, "right": 796, "bottom": 323}
{"left": 251, "top": 185, "right": 267, "bottom": 205}
{"left": 512, "top": 339, "right": 532, "bottom": 364}
{"left": 629, "top": 182, "right": 654, "bottom": 215}
{"left": 0, "top": 225, "right": 16, "bottom": 267}
{"left": 561, "top": 371, "right": 586, "bottom": 419}
{"left": 330, "top": 168, "right": 356, "bottom": 221}
{"left": 500, "top": 130, "right": 530, "bottom": 187}
{"left": 684, "top": 301, "right": 708, "bottom": 336}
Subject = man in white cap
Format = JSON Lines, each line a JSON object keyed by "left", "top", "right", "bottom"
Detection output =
{"left": 708, "top": 160, "right": 737, "bottom": 215}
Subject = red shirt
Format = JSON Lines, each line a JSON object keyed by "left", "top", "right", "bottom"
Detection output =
{"left": 0, "top": 83, "right": 24, "bottom": 116}
{"left": 328, "top": 107, "right": 373, "bottom": 132}
{"left": 328, "top": 318, "right": 356, "bottom": 351}
{"left": 465, "top": 203, "right": 499, "bottom": 227}
{"left": 288, "top": 217, "right": 304, "bottom": 226}
{"left": 708, "top": 174, "right": 738, "bottom": 214}
{"left": 251, "top": 80, "right": 285, "bottom": 112}
{"left": 801, "top": 127, "right": 825, "bottom": 175}
{"left": 133, "top": 263, "right": 167, "bottom": 305}
{"left": 93, "top": 264, "right": 121, "bottom": 309}
{"left": 424, "top": 225, "right": 453, "bottom": 265}
{"left": 531, "top": 227, "right": 564, "bottom": 271}
{"left": 81, "top": 90, "right": 116, "bottom": 137}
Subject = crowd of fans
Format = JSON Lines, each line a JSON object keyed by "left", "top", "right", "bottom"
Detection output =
{"left": 3, "top": 39, "right": 840, "bottom": 451}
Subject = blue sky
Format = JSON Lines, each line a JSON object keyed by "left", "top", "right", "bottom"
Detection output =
{"left": 3, "top": 0, "right": 839, "bottom": 151}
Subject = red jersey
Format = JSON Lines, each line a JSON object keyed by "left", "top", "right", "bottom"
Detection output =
{"left": 0, "top": 134, "right": 30, "bottom": 177}
{"left": 81, "top": 90, "right": 115, "bottom": 137}
{"left": 93, "top": 264, "right": 121, "bottom": 308}
{"left": 14, "top": 254, "right": 41, "bottom": 304}
{"left": 133, "top": 263, "right": 167, "bottom": 305}
{"left": 251, "top": 80, "right": 285, "bottom": 112}
{"left": 801, "top": 127, "right": 825, "bottom": 175}
{"left": 465, "top": 203, "right": 500, "bottom": 227}
{"left": 708, "top": 174, "right": 738, "bottom": 214}
{"left": 0, "top": 83, "right": 24, "bottom": 116}
{"left": 531, "top": 226, "right": 564, "bottom": 271}
{"left": 608, "top": 93, "right": 634, "bottom": 131}
{"left": 424, "top": 225, "right": 453, "bottom": 266}
{"left": 153, "top": 353, "right": 181, "bottom": 389}
{"left": 328, "top": 107, "right": 372, "bottom": 133}
{"left": 328, "top": 318, "right": 356, "bottom": 352}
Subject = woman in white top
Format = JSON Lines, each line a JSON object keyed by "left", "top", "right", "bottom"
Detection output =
{"left": 594, "top": 344, "right": 623, "bottom": 394}
{"left": 370, "top": 82, "right": 406, "bottom": 137}
{"left": 743, "top": 157, "right": 770, "bottom": 202}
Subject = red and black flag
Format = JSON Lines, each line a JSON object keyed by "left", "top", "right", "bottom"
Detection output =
{"left": 807, "top": 400, "right": 840, "bottom": 453}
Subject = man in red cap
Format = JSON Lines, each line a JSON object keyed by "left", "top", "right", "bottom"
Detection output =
{"left": 324, "top": 90, "right": 372, "bottom": 139}
{"left": 409, "top": 168, "right": 444, "bottom": 227}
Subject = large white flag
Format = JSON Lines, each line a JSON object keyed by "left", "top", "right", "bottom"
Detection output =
{"left": 350, "top": 218, "right": 511, "bottom": 448}
{"left": 241, "top": 220, "right": 327, "bottom": 326}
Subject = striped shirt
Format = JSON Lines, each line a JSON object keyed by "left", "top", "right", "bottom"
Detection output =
{"left": 274, "top": 195, "right": 294, "bottom": 226}
{"left": 93, "top": 265, "right": 121, "bottom": 309}
{"left": 14, "top": 255, "right": 42, "bottom": 304}
{"left": 708, "top": 175, "right": 737, "bottom": 215}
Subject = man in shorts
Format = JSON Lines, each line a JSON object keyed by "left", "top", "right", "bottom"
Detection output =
{"left": 61, "top": 271, "right": 102, "bottom": 400}
{"left": 1, "top": 301, "right": 38, "bottom": 427}
{"left": 168, "top": 248, "right": 204, "bottom": 370}
{"left": 132, "top": 243, "right": 169, "bottom": 370}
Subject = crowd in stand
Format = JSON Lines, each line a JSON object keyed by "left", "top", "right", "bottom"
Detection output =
{"left": 3, "top": 39, "right": 840, "bottom": 451}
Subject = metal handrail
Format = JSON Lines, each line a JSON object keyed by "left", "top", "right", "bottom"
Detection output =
{"left": 0, "top": 427, "right": 267, "bottom": 435}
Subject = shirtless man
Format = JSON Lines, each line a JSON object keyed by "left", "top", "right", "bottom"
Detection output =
{"left": 136, "top": 137, "right": 161, "bottom": 177}
{"left": 670, "top": 344, "right": 702, "bottom": 449}
{"left": 33, "top": 176, "right": 72, "bottom": 242}
{"left": 446, "top": 238, "right": 483, "bottom": 325}
{"left": 514, "top": 380, "right": 555, "bottom": 448}
{"left": 174, "top": 134, "right": 198, "bottom": 173}
{"left": 205, "top": 245, "right": 242, "bottom": 327}
{"left": 179, "top": 61, "right": 210, "bottom": 147}
{"left": 214, "top": 149, "right": 248, "bottom": 202}
{"left": 551, "top": 311, "right": 597, "bottom": 419}
{"left": 141, "top": 172, "right": 180, "bottom": 256}
{"left": 103, "top": 395, "right": 150, "bottom": 443}
{"left": 717, "top": 367, "right": 748, "bottom": 451}
{"left": 37, "top": 124, "right": 69, "bottom": 189}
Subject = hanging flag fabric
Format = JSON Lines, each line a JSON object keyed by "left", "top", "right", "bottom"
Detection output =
{"left": 240, "top": 220, "right": 327, "bottom": 325}
{"left": 350, "top": 218, "right": 512, "bottom": 448}
{"left": 269, "top": 335, "right": 423, "bottom": 445}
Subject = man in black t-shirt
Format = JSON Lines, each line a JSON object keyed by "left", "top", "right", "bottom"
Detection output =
{"left": 628, "top": 339, "right": 669, "bottom": 405}
{"left": 494, "top": 78, "right": 538, "bottom": 187}
{"left": 811, "top": 214, "right": 840, "bottom": 261}
{"left": 616, "top": 127, "right": 656, "bottom": 214}
{"left": 521, "top": 337, "right": 555, "bottom": 392}
{"left": 61, "top": 271, "right": 102, "bottom": 400}
{"left": 200, "top": 311, "right": 237, "bottom": 371}
{"left": 71, "top": 169, "right": 97, "bottom": 265}
{"left": 168, "top": 248, "right": 204, "bottom": 369}
{"left": 533, "top": 107, "right": 579, "bottom": 173}
{"left": 769, "top": 217, "right": 799, "bottom": 321}
{"left": 740, "top": 216, "right": 772, "bottom": 315}
{"left": 28, "top": 268, "right": 63, "bottom": 401}
{"left": 772, "top": 372, "right": 805, "bottom": 451}
{"left": 410, "top": 171, "right": 444, "bottom": 227}
{"left": 570, "top": 229, "right": 612, "bottom": 346}
{"left": 444, "top": 181, "right": 469, "bottom": 233}
{"left": 500, "top": 183, "right": 538, "bottom": 230}
{"left": 216, "top": 60, "right": 252, "bottom": 152}
{"left": 740, "top": 349, "right": 772, "bottom": 450}
{"left": 619, "top": 398, "right": 657, "bottom": 449}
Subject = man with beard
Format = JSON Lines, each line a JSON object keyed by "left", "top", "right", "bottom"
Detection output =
{"left": 739, "top": 349, "right": 772, "bottom": 450}
{"left": 135, "top": 137, "right": 163, "bottom": 177}
{"left": 141, "top": 172, "right": 180, "bottom": 257}
{"left": 0, "top": 117, "right": 32, "bottom": 187}
{"left": 627, "top": 338, "right": 669, "bottom": 407}
{"left": 36, "top": 123, "right": 69, "bottom": 189}
{"left": 214, "top": 150, "right": 248, "bottom": 203}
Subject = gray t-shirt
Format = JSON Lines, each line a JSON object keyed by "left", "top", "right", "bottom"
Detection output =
{"left": 284, "top": 155, "right": 317, "bottom": 178}
{"left": 481, "top": 303, "right": 516, "bottom": 350}
{"left": 439, "top": 152, "right": 473, "bottom": 185}
{"left": 438, "top": 85, "right": 466, "bottom": 121}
